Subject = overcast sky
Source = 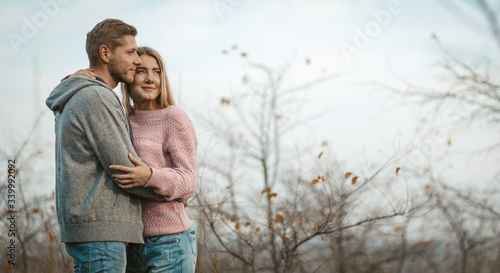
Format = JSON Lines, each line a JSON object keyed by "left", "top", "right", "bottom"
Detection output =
{"left": 1, "top": 0, "right": 498, "bottom": 194}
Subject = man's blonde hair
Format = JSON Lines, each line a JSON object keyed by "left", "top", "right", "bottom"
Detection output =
{"left": 86, "top": 19, "right": 137, "bottom": 66}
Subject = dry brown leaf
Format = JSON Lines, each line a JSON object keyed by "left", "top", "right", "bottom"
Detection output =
{"left": 310, "top": 179, "right": 319, "bottom": 186}
{"left": 318, "top": 151, "right": 323, "bottom": 159}
{"left": 396, "top": 167, "right": 401, "bottom": 175}
{"left": 351, "top": 176, "right": 358, "bottom": 185}
{"left": 283, "top": 237, "right": 290, "bottom": 242}
{"left": 424, "top": 184, "right": 432, "bottom": 194}
{"left": 245, "top": 222, "right": 251, "bottom": 227}
{"left": 297, "top": 217, "right": 302, "bottom": 225}
{"left": 269, "top": 193, "right": 278, "bottom": 199}
{"left": 230, "top": 215, "right": 236, "bottom": 222}
{"left": 235, "top": 223, "right": 240, "bottom": 230}
{"left": 394, "top": 226, "right": 402, "bottom": 233}
{"left": 345, "top": 172, "right": 352, "bottom": 179}
{"left": 256, "top": 227, "right": 261, "bottom": 232}
{"left": 261, "top": 187, "right": 271, "bottom": 195}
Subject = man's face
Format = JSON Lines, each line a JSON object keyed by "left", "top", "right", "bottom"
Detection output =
{"left": 108, "top": 35, "right": 141, "bottom": 84}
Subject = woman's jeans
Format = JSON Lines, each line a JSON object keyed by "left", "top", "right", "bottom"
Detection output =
{"left": 65, "top": 241, "right": 127, "bottom": 273}
{"left": 126, "top": 228, "right": 197, "bottom": 273}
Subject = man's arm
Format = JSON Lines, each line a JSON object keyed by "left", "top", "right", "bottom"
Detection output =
{"left": 75, "top": 87, "right": 165, "bottom": 201}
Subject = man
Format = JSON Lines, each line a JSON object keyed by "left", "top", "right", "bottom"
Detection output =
{"left": 46, "top": 19, "right": 162, "bottom": 272}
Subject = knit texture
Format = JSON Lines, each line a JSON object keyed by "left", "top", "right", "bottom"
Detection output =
{"left": 129, "top": 106, "right": 198, "bottom": 237}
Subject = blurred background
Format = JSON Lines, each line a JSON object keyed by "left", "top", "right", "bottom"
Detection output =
{"left": 1, "top": 0, "right": 499, "bottom": 272}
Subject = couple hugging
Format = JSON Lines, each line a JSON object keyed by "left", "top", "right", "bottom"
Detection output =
{"left": 46, "top": 18, "right": 198, "bottom": 273}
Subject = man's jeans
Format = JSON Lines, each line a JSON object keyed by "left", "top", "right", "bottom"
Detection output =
{"left": 126, "top": 228, "right": 197, "bottom": 273}
{"left": 65, "top": 241, "right": 127, "bottom": 273}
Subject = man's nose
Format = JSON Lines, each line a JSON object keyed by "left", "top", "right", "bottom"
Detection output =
{"left": 133, "top": 53, "right": 141, "bottom": 65}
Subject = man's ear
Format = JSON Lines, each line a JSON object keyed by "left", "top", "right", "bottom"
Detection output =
{"left": 99, "top": 45, "right": 111, "bottom": 64}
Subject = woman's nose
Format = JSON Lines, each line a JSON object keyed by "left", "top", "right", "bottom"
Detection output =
{"left": 145, "top": 73, "right": 154, "bottom": 83}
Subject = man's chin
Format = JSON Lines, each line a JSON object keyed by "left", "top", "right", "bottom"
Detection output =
{"left": 120, "top": 75, "right": 134, "bottom": 85}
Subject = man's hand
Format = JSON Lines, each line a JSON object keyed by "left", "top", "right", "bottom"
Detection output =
{"left": 109, "top": 153, "right": 152, "bottom": 189}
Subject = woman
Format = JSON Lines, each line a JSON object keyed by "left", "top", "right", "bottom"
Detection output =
{"left": 76, "top": 47, "right": 198, "bottom": 272}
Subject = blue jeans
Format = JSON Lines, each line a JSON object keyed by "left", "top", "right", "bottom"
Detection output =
{"left": 65, "top": 241, "right": 127, "bottom": 273}
{"left": 126, "top": 228, "right": 197, "bottom": 273}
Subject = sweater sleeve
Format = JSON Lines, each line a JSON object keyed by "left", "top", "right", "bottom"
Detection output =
{"left": 145, "top": 108, "right": 198, "bottom": 201}
{"left": 77, "top": 88, "right": 165, "bottom": 201}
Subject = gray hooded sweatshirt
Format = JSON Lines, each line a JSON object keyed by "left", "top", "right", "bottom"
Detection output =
{"left": 46, "top": 77, "right": 164, "bottom": 244}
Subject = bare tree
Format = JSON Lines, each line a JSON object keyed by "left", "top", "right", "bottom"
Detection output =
{"left": 376, "top": 2, "right": 500, "bottom": 272}
{"left": 0, "top": 112, "right": 72, "bottom": 273}
{"left": 191, "top": 51, "right": 424, "bottom": 272}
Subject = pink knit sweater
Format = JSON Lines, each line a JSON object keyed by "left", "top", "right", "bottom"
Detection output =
{"left": 129, "top": 106, "right": 197, "bottom": 237}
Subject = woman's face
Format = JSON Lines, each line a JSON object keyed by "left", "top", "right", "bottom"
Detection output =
{"left": 129, "top": 54, "right": 161, "bottom": 108}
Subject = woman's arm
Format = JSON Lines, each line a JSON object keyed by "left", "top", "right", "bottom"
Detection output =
{"left": 111, "top": 108, "right": 198, "bottom": 202}
{"left": 69, "top": 68, "right": 96, "bottom": 79}
{"left": 148, "top": 112, "right": 198, "bottom": 201}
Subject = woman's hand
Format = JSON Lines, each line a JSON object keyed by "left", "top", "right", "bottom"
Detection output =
{"left": 109, "top": 154, "right": 152, "bottom": 189}
{"left": 69, "top": 68, "right": 96, "bottom": 79}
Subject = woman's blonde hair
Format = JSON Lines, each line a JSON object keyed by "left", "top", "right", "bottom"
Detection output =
{"left": 122, "top": 46, "right": 175, "bottom": 115}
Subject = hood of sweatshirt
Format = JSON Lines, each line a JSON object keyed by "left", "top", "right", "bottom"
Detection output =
{"left": 46, "top": 77, "right": 112, "bottom": 113}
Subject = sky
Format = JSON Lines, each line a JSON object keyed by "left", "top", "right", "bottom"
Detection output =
{"left": 0, "top": 0, "right": 498, "bottom": 195}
